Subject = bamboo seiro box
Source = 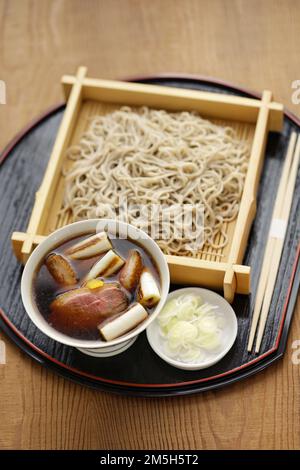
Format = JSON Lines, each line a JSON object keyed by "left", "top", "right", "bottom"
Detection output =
{"left": 11, "top": 66, "right": 284, "bottom": 302}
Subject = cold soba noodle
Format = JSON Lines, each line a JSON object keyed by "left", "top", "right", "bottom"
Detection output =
{"left": 61, "top": 107, "right": 249, "bottom": 256}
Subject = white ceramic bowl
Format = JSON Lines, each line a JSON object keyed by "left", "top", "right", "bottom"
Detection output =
{"left": 21, "top": 219, "right": 170, "bottom": 357}
{"left": 146, "top": 287, "right": 238, "bottom": 370}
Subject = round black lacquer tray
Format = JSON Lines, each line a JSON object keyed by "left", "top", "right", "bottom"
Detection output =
{"left": 0, "top": 75, "right": 300, "bottom": 397}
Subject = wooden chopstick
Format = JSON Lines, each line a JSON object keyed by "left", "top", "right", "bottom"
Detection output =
{"left": 247, "top": 132, "right": 297, "bottom": 352}
{"left": 254, "top": 133, "right": 300, "bottom": 353}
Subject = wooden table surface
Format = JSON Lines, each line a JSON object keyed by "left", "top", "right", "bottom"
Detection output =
{"left": 1, "top": 0, "right": 300, "bottom": 450}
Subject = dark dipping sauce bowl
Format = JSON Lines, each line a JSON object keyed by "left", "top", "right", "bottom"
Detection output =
{"left": 21, "top": 219, "right": 170, "bottom": 357}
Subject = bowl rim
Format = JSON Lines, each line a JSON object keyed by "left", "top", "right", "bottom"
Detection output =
{"left": 146, "top": 287, "right": 238, "bottom": 370}
{"left": 21, "top": 218, "right": 170, "bottom": 349}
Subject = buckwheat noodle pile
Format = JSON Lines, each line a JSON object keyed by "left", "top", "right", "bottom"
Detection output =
{"left": 61, "top": 106, "right": 249, "bottom": 257}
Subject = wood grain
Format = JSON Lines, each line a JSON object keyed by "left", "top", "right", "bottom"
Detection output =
{"left": 0, "top": 0, "right": 300, "bottom": 450}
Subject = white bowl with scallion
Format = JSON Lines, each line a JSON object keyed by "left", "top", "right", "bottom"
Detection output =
{"left": 146, "top": 287, "right": 238, "bottom": 370}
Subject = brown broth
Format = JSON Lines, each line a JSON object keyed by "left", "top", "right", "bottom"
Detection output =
{"left": 33, "top": 232, "right": 161, "bottom": 340}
